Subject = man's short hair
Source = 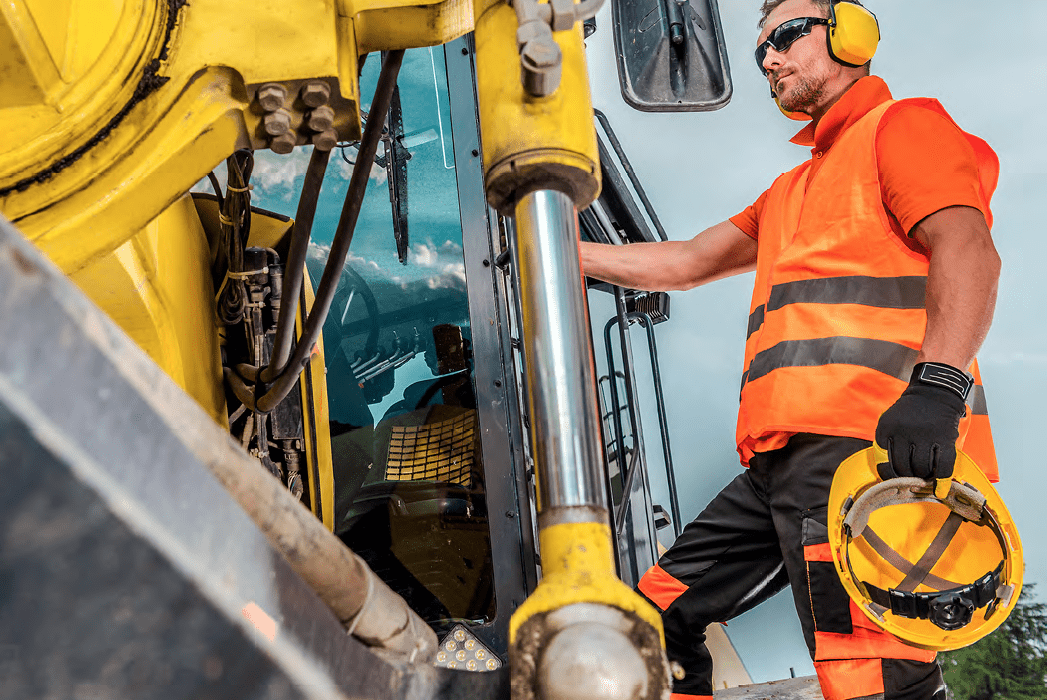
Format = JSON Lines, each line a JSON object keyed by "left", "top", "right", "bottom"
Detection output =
{"left": 758, "top": 0, "right": 831, "bottom": 28}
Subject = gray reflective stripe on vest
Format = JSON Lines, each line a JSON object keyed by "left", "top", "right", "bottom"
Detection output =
{"left": 747, "top": 305, "right": 765, "bottom": 339}
{"left": 745, "top": 336, "right": 920, "bottom": 385}
{"left": 970, "top": 385, "right": 988, "bottom": 416}
{"left": 746, "top": 275, "right": 928, "bottom": 340}
{"left": 740, "top": 338, "right": 991, "bottom": 416}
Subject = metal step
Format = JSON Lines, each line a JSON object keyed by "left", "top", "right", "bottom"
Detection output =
{"left": 0, "top": 215, "right": 508, "bottom": 700}
{"left": 714, "top": 676, "right": 823, "bottom": 699}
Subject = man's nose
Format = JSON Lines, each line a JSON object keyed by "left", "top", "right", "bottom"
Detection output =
{"left": 762, "top": 46, "right": 784, "bottom": 75}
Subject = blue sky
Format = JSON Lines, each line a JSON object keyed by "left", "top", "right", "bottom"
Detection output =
{"left": 584, "top": 0, "right": 1047, "bottom": 683}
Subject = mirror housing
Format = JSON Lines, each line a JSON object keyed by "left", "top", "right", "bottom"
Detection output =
{"left": 611, "top": 0, "right": 732, "bottom": 112}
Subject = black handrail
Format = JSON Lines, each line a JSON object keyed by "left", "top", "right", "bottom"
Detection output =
{"left": 594, "top": 109, "right": 668, "bottom": 242}
{"left": 603, "top": 297, "right": 682, "bottom": 539}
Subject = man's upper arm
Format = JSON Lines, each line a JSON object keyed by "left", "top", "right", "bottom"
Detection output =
{"left": 877, "top": 105, "right": 990, "bottom": 238}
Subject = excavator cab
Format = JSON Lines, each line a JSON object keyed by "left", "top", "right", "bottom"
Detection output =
{"left": 233, "top": 37, "right": 684, "bottom": 660}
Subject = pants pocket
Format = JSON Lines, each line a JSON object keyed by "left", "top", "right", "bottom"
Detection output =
{"left": 802, "top": 507, "right": 853, "bottom": 636}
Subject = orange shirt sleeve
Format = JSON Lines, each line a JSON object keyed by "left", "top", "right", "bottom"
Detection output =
{"left": 875, "top": 105, "right": 987, "bottom": 236}
{"left": 730, "top": 188, "right": 769, "bottom": 240}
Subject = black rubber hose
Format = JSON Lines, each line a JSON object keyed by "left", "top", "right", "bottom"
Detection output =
{"left": 262, "top": 147, "right": 331, "bottom": 382}
{"left": 239, "top": 49, "right": 406, "bottom": 414}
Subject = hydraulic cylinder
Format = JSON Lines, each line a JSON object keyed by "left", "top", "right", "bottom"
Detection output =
{"left": 505, "top": 189, "right": 670, "bottom": 700}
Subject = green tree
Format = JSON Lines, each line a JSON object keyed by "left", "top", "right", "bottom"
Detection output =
{"left": 941, "top": 584, "right": 1047, "bottom": 700}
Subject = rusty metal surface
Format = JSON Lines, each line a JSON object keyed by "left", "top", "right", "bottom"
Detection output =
{"left": 715, "top": 676, "right": 824, "bottom": 699}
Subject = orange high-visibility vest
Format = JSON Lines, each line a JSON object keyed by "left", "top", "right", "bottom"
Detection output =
{"left": 737, "top": 98, "right": 1000, "bottom": 481}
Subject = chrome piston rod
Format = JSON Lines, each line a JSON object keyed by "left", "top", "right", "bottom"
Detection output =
{"left": 512, "top": 189, "right": 608, "bottom": 526}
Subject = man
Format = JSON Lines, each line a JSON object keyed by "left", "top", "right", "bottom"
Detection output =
{"left": 580, "top": 1, "right": 1001, "bottom": 699}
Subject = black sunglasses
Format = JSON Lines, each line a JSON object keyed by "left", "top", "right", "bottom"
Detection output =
{"left": 755, "top": 17, "right": 829, "bottom": 75}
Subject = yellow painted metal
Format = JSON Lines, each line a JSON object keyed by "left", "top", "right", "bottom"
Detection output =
{"left": 472, "top": 0, "right": 600, "bottom": 213}
{"left": 0, "top": 0, "right": 470, "bottom": 528}
{"left": 11, "top": 68, "right": 249, "bottom": 275}
{"left": 297, "top": 279, "right": 336, "bottom": 531}
{"left": 349, "top": 0, "right": 474, "bottom": 54}
{"left": 0, "top": 0, "right": 473, "bottom": 281}
{"left": 0, "top": 0, "right": 165, "bottom": 170}
{"left": 69, "top": 194, "right": 228, "bottom": 425}
{"left": 509, "top": 522, "right": 665, "bottom": 646}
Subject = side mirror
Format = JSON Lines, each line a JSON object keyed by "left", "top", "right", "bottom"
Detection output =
{"left": 611, "top": 0, "right": 733, "bottom": 112}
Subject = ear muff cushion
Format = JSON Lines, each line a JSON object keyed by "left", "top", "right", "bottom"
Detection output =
{"left": 829, "top": 1, "right": 880, "bottom": 67}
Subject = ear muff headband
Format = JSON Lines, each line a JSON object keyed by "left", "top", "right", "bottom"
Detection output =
{"left": 828, "top": 0, "right": 880, "bottom": 67}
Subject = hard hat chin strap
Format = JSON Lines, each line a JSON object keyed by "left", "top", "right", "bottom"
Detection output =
{"left": 840, "top": 477, "right": 1014, "bottom": 631}
{"left": 864, "top": 564, "right": 1005, "bottom": 631}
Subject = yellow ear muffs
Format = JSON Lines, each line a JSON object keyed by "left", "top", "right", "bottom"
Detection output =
{"left": 828, "top": 0, "right": 880, "bottom": 67}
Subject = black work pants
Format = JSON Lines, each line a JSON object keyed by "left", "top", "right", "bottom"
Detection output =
{"left": 636, "top": 434, "right": 945, "bottom": 700}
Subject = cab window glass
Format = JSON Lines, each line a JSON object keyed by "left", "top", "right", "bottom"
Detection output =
{"left": 247, "top": 47, "right": 495, "bottom": 625}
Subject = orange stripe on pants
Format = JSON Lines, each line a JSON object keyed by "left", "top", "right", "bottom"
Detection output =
{"left": 814, "top": 601, "right": 937, "bottom": 663}
{"left": 814, "top": 658, "right": 884, "bottom": 700}
{"left": 638, "top": 563, "right": 689, "bottom": 611}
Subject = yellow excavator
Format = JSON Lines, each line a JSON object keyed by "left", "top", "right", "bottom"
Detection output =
{"left": 0, "top": 1, "right": 749, "bottom": 698}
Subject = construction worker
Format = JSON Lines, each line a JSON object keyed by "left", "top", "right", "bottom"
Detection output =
{"left": 579, "top": 1, "right": 1001, "bottom": 698}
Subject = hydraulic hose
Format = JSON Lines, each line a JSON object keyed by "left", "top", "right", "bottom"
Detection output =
{"left": 262, "top": 147, "right": 331, "bottom": 383}
{"left": 231, "top": 49, "right": 406, "bottom": 414}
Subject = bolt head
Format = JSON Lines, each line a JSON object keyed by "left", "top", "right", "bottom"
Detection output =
{"left": 264, "top": 110, "right": 292, "bottom": 136}
{"left": 257, "top": 83, "right": 287, "bottom": 112}
{"left": 300, "top": 80, "right": 332, "bottom": 108}
{"left": 523, "top": 38, "right": 562, "bottom": 69}
{"left": 311, "top": 129, "right": 338, "bottom": 152}
{"left": 270, "top": 131, "right": 297, "bottom": 155}
{"left": 307, "top": 105, "right": 335, "bottom": 133}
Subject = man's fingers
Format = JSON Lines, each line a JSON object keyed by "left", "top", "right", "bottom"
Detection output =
{"left": 888, "top": 437, "right": 914, "bottom": 479}
{"left": 936, "top": 442, "right": 957, "bottom": 479}
{"left": 910, "top": 441, "right": 934, "bottom": 480}
{"left": 876, "top": 461, "right": 896, "bottom": 482}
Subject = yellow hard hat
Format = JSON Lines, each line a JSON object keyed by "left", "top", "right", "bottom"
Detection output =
{"left": 828, "top": 446, "right": 1023, "bottom": 651}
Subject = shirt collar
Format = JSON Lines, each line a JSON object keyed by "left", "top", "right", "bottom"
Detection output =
{"left": 789, "top": 76, "right": 893, "bottom": 151}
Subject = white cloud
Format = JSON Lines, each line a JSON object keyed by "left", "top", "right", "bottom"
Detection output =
{"left": 411, "top": 242, "right": 439, "bottom": 267}
{"left": 252, "top": 149, "right": 312, "bottom": 200}
{"left": 426, "top": 262, "right": 466, "bottom": 290}
{"left": 305, "top": 240, "right": 465, "bottom": 292}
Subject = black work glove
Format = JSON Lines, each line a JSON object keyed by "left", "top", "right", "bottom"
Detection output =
{"left": 875, "top": 363, "right": 970, "bottom": 481}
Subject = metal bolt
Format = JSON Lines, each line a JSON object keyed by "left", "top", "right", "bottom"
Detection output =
{"left": 307, "top": 105, "right": 335, "bottom": 132}
{"left": 521, "top": 38, "right": 563, "bottom": 97}
{"left": 264, "top": 109, "right": 292, "bottom": 136}
{"left": 471, "top": 149, "right": 479, "bottom": 157}
{"left": 300, "top": 80, "right": 331, "bottom": 108}
{"left": 257, "top": 83, "right": 287, "bottom": 112}
{"left": 270, "top": 131, "right": 297, "bottom": 155}
{"left": 461, "top": 47, "right": 469, "bottom": 55}
{"left": 312, "top": 129, "right": 338, "bottom": 152}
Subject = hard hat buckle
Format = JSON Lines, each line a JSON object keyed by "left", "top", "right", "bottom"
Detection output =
{"left": 929, "top": 592, "right": 976, "bottom": 631}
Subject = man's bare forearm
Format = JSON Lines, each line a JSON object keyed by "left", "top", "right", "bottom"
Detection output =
{"left": 912, "top": 206, "right": 1001, "bottom": 370}
{"left": 579, "top": 220, "right": 758, "bottom": 292}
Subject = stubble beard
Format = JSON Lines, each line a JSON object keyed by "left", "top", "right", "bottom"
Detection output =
{"left": 779, "top": 72, "right": 826, "bottom": 115}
